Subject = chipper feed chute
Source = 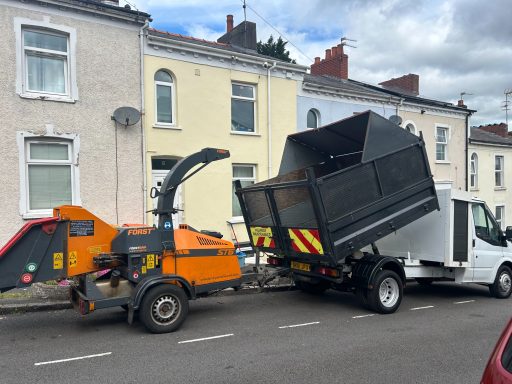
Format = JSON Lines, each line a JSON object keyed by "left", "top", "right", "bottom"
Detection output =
{"left": 0, "top": 206, "right": 119, "bottom": 293}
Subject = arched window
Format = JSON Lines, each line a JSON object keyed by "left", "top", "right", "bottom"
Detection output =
{"left": 307, "top": 109, "right": 319, "bottom": 129}
{"left": 155, "top": 70, "right": 175, "bottom": 125}
{"left": 470, "top": 153, "right": 478, "bottom": 189}
{"left": 403, "top": 121, "right": 416, "bottom": 135}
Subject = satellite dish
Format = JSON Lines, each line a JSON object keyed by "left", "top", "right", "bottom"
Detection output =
{"left": 388, "top": 115, "right": 403, "bottom": 126}
{"left": 112, "top": 107, "right": 141, "bottom": 126}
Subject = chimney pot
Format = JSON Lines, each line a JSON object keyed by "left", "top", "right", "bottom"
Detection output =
{"left": 325, "top": 49, "right": 332, "bottom": 60}
{"left": 314, "top": 57, "right": 321, "bottom": 64}
{"left": 226, "top": 14, "right": 234, "bottom": 33}
{"left": 332, "top": 46, "right": 338, "bottom": 56}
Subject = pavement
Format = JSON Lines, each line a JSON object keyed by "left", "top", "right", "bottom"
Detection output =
{"left": 0, "top": 263, "right": 293, "bottom": 315}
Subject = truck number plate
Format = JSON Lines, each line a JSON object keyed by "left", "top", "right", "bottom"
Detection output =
{"left": 291, "top": 261, "right": 311, "bottom": 272}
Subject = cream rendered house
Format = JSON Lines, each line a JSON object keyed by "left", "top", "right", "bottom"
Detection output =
{"left": 142, "top": 18, "right": 308, "bottom": 242}
{"left": 0, "top": 0, "right": 150, "bottom": 244}
{"left": 469, "top": 125, "right": 512, "bottom": 230}
{"left": 298, "top": 44, "right": 472, "bottom": 191}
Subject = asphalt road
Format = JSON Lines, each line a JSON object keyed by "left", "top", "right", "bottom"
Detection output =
{"left": 0, "top": 282, "right": 510, "bottom": 384}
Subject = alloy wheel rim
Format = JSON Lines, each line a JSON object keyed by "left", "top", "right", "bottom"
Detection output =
{"left": 499, "top": 272, "right": 512, "bottom": 293}
{"left": 152, "top": 295, "right": 180, "bottom": 325}
{"left": 379, "top": 277, "right": 399, "bottom": 308}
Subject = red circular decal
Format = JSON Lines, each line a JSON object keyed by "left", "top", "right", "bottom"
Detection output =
{"left": 21, "top": 273, "right": 33, "bottom": 284}
{"left": 133, "top": 271, "right": 139, "bottom": 279}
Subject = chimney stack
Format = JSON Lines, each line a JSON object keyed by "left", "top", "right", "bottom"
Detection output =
{"left": 477, "top": 123, "right": 509, "bottom": 138}
{"left": 457, "top": 99, "right": 467, "bottom": 108}
{"left": 226, "top": 14, "right": 234, "bottom": 32}
{"left": 379, "top": 74, "right": 419, "bottom": 96}
{"left": 310, "top": 40, "right": 349, "bottom": 80}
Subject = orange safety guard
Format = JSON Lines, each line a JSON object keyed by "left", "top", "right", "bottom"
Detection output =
{"left": 171, "top": 228, "right": 241, "bottom": 286}
{"left": 53, "top": 206, "right": 119, "bottom": 277}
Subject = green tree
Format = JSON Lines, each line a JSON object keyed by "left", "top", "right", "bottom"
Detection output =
{"left": 257, "top": 35, "right": 296, "bottom": 64}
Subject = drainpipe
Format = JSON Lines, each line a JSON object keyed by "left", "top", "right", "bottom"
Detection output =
{"left": 396, "top": 98, "right": 404, "bottom": 116}
{"left": 465, "top": 111, "right": 472, "bottom": 192}
{"left": 266, "top": 61, "right": 277, "bottom": 178}
{"left": 139, "top": 20, "right": 150, "bottom": 224}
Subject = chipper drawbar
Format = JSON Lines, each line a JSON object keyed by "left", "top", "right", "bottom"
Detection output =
{"left": 0, "top": 148, "right": 249, "bottom": 333}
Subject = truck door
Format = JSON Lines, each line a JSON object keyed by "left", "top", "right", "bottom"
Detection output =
{"left": 471, "top": 203, "right": 504, "bottom": 282}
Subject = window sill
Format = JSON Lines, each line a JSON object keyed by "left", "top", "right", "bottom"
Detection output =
{"left": 231, "top": 131, "right": 261, "bottom": 137}
{"left": 153, "top": 124, "right": 181, "bottom": 130}
{"left": 19, "top": 92, "right": 76, "bottom": 103}
{"left": 494, "top": 187, "right": 507, "bottom": 191}
{"left": 22, "top": 210, "right": 53, "bottom": 220}
{"left": 227, "top": 217, "right": 245, "bottom": 224}
{"left": 470, "top": 188, "right": 479, "bottom": 192}
{"left": 435, "top": 160, "right": 451, "bottom": 164}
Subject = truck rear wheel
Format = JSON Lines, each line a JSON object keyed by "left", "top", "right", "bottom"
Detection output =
{"left": 140, "top": 284, "right": 189, "bottom": 333}
{"left": 367, "top": 270, "right": 402, "bottom": 314}
{"left": 295, "top": 280, "right": 330, "bottom": 294}
{"left": 489, "top": 265, "right": 512, "bottom": 299}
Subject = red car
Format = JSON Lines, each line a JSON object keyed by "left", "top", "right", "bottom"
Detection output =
{"left": 482, "top": 318, "right": 512, "bottom": 383}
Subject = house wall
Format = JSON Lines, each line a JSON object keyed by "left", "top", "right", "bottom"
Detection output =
{"left": 0, "top": 1, "right": 145, "bottom": 244}
{"left": 297, "top": 94, "right": 396, "bottom": 131}
{"left": 469, "top": 142, "right": 512, "bottom": 228}
{"left": 399, "top": 110, "right": 467, "bottom": 190}
{"left": 143, "top": 53, "right": 299, "bottom": 242}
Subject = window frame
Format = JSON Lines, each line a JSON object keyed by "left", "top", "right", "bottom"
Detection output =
{"left": 403, "top": 120, "right": 417, "bottom": 135}
{"left": 496, "top": 205, "right": 506, "bottom": 231}
{"left": 307, "top": 108, "right": 320, "bottom": 129}
{"left": 231, "top": 82, "right": 257, "bottom": 135}
{"left": 472, "top": 203, "right": 503, "bottom": 247}
{"left": 495, "top": 154, "right": 505, "bottom": 188}
{"left": 435, "top": 125, "right": 450, "bottom": 162}
{"left": 17, "top": 131, "right": 80, "bottom": 219}
{"left": 231, "top": 164, "right": 256, "bottom": 220}
{"left": 15, "top": 18, "right": 78, "bottom": 102}
{"left": 154, "top": 69, "right": 177, "bottom": 128}
{"left": 470, "top": 152, "right": 478, "bottom": 190}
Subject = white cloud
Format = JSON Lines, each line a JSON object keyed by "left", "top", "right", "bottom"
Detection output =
{"left": 126, "top": 0, "right": 512, "bottom": 125}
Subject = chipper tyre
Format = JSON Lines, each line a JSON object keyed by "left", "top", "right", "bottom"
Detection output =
{"left": 140, "top": 284, "right": 189, "bottom": 333}
{"left": 489, "top": 265, "right": 512, "bottom": 299}
{"left": 367, "top": 269, "right": 403, "bottom": 314}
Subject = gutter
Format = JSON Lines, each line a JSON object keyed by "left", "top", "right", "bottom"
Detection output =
{"left": 139, "top": 20, "right": 150, "bottom": 223}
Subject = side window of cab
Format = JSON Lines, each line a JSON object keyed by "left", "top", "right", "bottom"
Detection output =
{"left": 472, "top": 203, "right": 504, "bottom": 246}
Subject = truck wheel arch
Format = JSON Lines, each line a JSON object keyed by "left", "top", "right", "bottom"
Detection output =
{"left": 351, "top": 254, "right": 406, "bottom": 290}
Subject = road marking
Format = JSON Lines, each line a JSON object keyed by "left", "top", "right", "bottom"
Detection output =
{"left": 34, "top": 352, "right": 112, "bottom": 366}
{"left": 352, "top": 314, "right": 376, "bottom": 319}
{"left": 278, "top": 321, "right": 320, "bottom": 329}
{"left": 410, "top": 305, "right": 434, "bottom": 311}
{"left": 454, "top": 300, "right": 475, "bottom": 304}
{"left": 178, "top": 334, "right": 234, "bottom": 344}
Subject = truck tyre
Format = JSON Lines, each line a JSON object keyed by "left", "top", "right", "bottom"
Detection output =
{"left": 367, "top": 270, "right": 403, "bottom": 314}
{"left": 295, "top": 280, "right": 330, "bottom": 294}
{"left": 356, "top": 288, "right": 370, "bottom": 309}
{"left": 140, "top": 284, "right": 189, "bottom": 333}
{"left": 489, "top": 265, "right": 512, "bottom": 299}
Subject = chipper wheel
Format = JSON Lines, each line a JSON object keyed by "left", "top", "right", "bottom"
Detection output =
{"left": 140, "top": 284, "right": 189, "bottom": 333}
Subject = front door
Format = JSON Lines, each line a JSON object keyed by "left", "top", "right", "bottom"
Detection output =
{"left": 471, "top": 202, "right": 504, "bottom": 282}
{"left": 151, "top": 170, "right": 183, "bottom": 228}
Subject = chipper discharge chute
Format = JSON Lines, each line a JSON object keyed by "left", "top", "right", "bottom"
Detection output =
{"left": 0, "top": 148, "right": 247, "bottom": 333}
{"left": 236, "top": 110, "right": 439, "bottom": 313}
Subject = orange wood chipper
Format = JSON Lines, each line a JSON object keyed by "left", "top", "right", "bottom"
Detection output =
{"left": 0, "top": 148, "right": 254, "bottom": 333}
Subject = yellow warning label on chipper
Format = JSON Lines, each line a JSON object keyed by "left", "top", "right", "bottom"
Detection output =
{"left": 53, "top": 252, "right": 63, "bottom": 269}
{"left": 147, "top": 254, "right": 155, "bottom": 269}
{"left": 68, "top": 251, "right": 78, "bottom": 268}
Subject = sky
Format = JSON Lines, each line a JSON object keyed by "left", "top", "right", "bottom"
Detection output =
{"left": 126, "top": 0, "right": 512, "bottom": 126}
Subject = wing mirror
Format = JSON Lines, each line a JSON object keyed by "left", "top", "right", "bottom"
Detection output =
{"left": 506, "top": 226, "right": 512, "bottom": 241}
